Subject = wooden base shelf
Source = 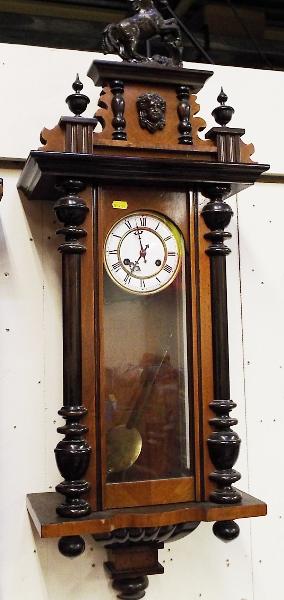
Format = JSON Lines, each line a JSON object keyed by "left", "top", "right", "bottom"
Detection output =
{"left": 27, "top": 491, "right": 267, "bottom": 539}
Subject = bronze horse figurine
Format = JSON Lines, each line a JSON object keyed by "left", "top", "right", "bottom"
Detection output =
{"left": 102, "top": 0, "right": 183, "bottom": 67}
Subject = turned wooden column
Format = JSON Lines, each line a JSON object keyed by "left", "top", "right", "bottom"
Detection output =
{"left": 110, "top": 79, "right": 127, "bottom": 141}
{"left": 201, "top": 183, "right": 241, "bottom": 542}
{"left": 54, "top": 178, "right": 91, "bottom": 520}
{"left": 177, "top": 85, "right": 192, "bottom": 145}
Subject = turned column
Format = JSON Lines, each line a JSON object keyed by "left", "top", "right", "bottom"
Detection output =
{"left": 201, "top": 183, "right": 241, "bottom": 542}
{"left": 54, "top": 178, "right": 91, "bottom": 521}
{"left": 177, "top": 85, "right": 192, "bottom": 145}
{"left": 110, "top": 79, "right": 127, "bottom": 141}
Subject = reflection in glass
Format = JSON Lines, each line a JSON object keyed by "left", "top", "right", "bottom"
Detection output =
{"left": 103, "top": 224, "right": 192, "bottom": 483}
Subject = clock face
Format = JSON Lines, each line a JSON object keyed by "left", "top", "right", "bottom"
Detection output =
{"left": 104, "top": 212, "right": 182, "bottom": 295}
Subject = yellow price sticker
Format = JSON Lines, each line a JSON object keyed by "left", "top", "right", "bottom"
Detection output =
{"left": 112, "top": 201, "right": 128, "bottom": 210}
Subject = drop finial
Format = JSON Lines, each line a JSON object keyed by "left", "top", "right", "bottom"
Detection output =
{"left": 66, "top": 74, "right": 90, "bottom": 116}
{"left": 212, "top": 87, "right": 234, "bottom": 126}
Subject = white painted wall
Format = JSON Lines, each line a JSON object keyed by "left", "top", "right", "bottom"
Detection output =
{"left": 0, "top": 44, "right": 282, "bottom": 600}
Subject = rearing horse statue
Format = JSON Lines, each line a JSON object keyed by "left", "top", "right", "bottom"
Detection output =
{"left": 102, "top": 0, "right": 183, "bottom": 67}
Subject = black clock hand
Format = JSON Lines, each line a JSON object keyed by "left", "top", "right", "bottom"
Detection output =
{"left": 136, "top": 226, "right": 148, "bottom": 263}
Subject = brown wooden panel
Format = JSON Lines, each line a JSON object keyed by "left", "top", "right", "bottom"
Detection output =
{"left": 94, "top": 82, "right": 215, "bottom": 154}
{"left": 105, "top": 477, "right": 195, "bottom": 509}
{"left": 80, "top": 186, "right": 98, "bottom": 509}
{"left": 197, "top": 192, "right": 215, "bottom": 499}
{"left": 189, "top": 193, "right": 201, "bottom": 501}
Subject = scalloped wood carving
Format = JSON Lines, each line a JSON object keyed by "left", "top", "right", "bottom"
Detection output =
{"left": 39, "top": 124, "right": 65, "bottom": 152}
{"left": 240, "top": 139, "right": 255, "bottom": 164}
{"left": 190, "top": 95, "right": 215, "bottom": 150}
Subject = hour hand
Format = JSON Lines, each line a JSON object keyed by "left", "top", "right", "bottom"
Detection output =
{"left": 140, "top": 243, "right": 149, "bottom": 263}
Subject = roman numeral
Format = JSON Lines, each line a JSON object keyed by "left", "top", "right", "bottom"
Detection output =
{"left": 140, "top": 279, "right": 146, "bottom": 290}
{"left": 156, "top": 277, "right": 161, "bottom": 283}
{"left": 168, "top": 252, "right": 176, "bottom": 256}
{"left": 140, "top": 217, "right": 147, "bottom": 227}
{"left": 112, "top": 234, "right": 122, "bottom": 239}
{"left": 124, "top": 273, "right": 132, "bottom": 284}
{"left": 155, "top": 223, "right": 160, "bottom": 231}
{"left": 124, "top": 220, "right": 132, "bottom": 229}
{"left": 164, "top": 236, "right": 172, "bottom": 242}
{"left": 112, "top": 262, "right": 121, "bottom": 272}
{"left": 108, "top": 250, "right": 117, "bottom": 255}
{"left": 164, "top": 264, "right": 173, "bottom": 274}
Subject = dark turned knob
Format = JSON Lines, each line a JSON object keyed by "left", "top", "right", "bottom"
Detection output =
{"left": 113, "top": 576, "right": 149, "bottom": 600}
{"left": 66, "top": 74, "right": 90, "bottom": 116}
{"left": 212, "top": 88, "right": 235, "bottom": 126}
{"left": 213, "top": 520, "right": 240, "bottom": 542}
{"left": 202, "top": 198, "right": 233, "bottom": 232}
{"left": 58, "top": 536, "right": 86, "bottom": 557}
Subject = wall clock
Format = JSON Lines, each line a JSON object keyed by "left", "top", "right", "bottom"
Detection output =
{"left": 18, "top": 3, "right": 269, "bottom": 598}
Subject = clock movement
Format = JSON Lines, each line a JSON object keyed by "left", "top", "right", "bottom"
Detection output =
{"left": 18, "top": 2, "right": 269, "bottom": 597}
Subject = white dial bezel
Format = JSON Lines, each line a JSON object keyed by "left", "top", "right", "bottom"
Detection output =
{"left": 104, "top": 211, "right": 183, "bottom": 296}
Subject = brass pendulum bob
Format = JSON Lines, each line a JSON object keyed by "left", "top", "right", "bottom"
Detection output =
{"left": 107, "top": 349, "right": 169, "bottom": 474}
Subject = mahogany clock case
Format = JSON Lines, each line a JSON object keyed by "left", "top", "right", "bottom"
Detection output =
{"left": 18, "top": 55, "right": 268, "bottom": 587}
{"left": 0, "top": 0, "right": 271, "bottom": 594}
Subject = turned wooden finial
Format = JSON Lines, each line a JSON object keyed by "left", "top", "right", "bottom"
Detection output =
{"left": 213, "top": 520, "right": 240, "bottom": 542}
{"left": 58, "top": 536, "right": 86, "bottom": 557}
{"left": 212, "top": 88, "right": 235, "bottom": 126}
{"left": 66, "top": 74, "right": 90, "bottom": 116}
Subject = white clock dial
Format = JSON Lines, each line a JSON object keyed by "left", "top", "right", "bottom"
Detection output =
{"left": 104, "top": 212, "right": 182, "bottom": 295}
